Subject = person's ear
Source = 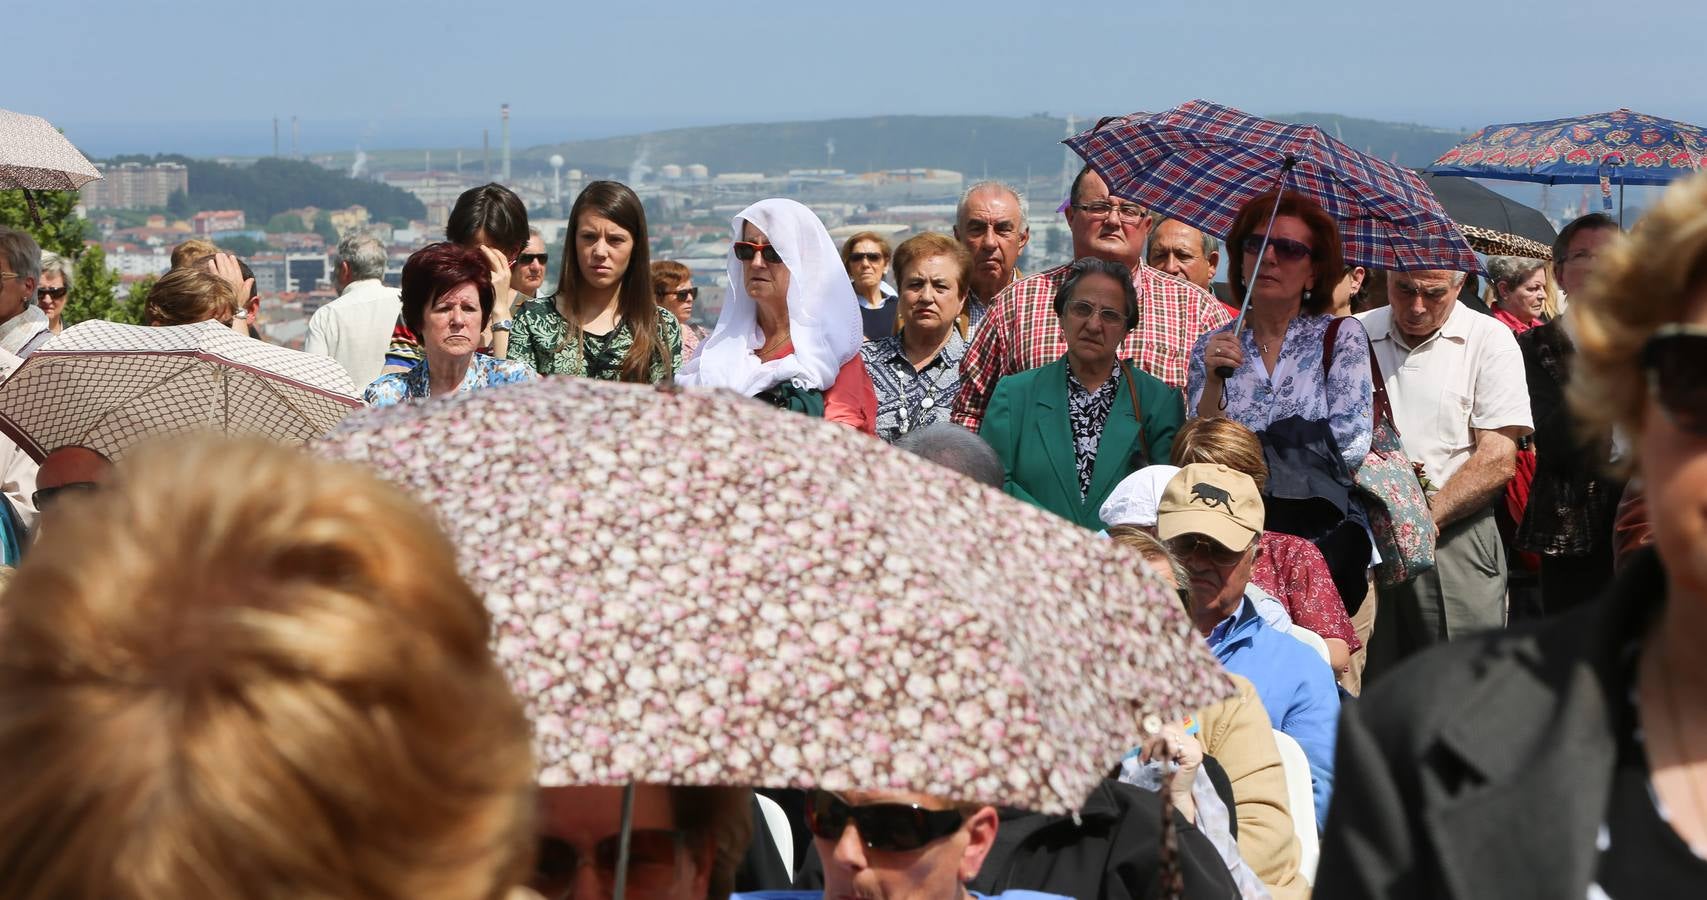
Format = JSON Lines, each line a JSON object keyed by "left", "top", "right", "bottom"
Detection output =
{"left": 957, "top": 806, "right": 1001, "bottom": 883}
{"left": 1207, "top": 249, "right": 1220, "bottom": 271}
{"left": 1017, "top": 227, "right": 1031, "bottom": 250}
{"left": 687, "top": 836, "right": 715, "bottom": 899}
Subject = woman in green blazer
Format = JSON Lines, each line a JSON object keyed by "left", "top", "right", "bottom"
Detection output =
{"left": 980, "top": 258, "right": 1185, "bottom": 530}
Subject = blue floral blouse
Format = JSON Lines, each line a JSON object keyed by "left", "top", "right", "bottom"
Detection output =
{"left": 363, "top": 353, "right": 537, "bottom": 407}
{"left": 1186, "top": 313, "right": 1374, "bottom": 472}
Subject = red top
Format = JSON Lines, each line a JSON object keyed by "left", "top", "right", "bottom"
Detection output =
{"left": 761, "top": 341, "right": 878, "bottom": 436}
{"left": 1493, "top": 307, "right": 1540, "bottom": 335}
{"left": 1251, "top": 531, "right": 1361, "bottom": 652}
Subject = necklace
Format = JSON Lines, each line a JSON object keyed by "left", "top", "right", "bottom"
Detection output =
{"left": 758, "top": 329, "right": 792, "bottom": 358}
{"left": 1651, "top": 645, "right": 1707, "bottom": 845}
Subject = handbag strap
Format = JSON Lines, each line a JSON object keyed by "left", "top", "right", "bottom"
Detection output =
{"left": 1121, "top": 360, "right": 1148, "bottom": 457}
{"left": 1321, "top": 316, "right": 1402, "bottom": 439}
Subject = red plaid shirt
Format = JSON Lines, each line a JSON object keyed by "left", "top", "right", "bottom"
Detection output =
{"left": 952, "top": 263, "right": 1231, "bottom": 429}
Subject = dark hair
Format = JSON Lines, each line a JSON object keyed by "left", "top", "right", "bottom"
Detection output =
{"left": 445, "top": 183, "right": 529, "bottom": 256}
{"left": 1069, "top": 165, "right": 1097, "bottom": 206}
{"left": 399, "top": 242, "right": 496, "bottom": 336}
{"left": 237, "top": 258, "right": 257, "bottom": 302}
{"left": 1552, "top": 212, "right": 1619, "bottom": 278}
{"left": 551, "top": 181, "right": 667, "bottom": 384}
{"left": 1225, "top": 190, "right": 1345, "bottom": 315}
{"left": 1051, "top": 257, "right": 1139, "bottom": 329}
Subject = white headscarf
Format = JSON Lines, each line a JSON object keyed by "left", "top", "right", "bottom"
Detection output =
{"left": 1099, "top": 465, "right": 1182, "bottom": 528}
{"left": 676, "top": 198, "right": 863, "bottom": 396}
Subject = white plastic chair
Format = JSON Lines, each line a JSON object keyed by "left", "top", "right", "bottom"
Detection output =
{"left": 1271, "top": 729, "right": 1319, "bottom": 885}
{"left": 754, "top": 792, "right": 795, "bottom": 883}
{"left": 1288, "top": 625, "right": 1333, "bottom": 667}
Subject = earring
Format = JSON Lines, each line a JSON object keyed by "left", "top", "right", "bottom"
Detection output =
{"left": 1302, "top": 288, "right": 1312, "bottom": 302}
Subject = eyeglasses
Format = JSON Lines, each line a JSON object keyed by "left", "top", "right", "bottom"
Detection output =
{"left": 1164, "top": 534, "right": 1251, "bottom": 568}
{"left": 1065, "top": 299, "right": 1128, "bottom": 327}
{"left": 733, "top": 241, "right": 784, "bottom": 264}
{"left": 806, "top": 789, "right": 967, "bottom": 853}
{"left": 531, "top": 829, "right": 687, "bottom": 898}
{"left": 37, "top": 286, "right": 67, "bottom": 300}
{"left": 847, "top": 252, "right": 885, "bottom": 264}
{"left": 516, "top": 252, "right": 549, "bottom": 266}
{"left": 1241, "top": 235, "right": 1315, "bottom": 262}
{"left": 655, "top": 286, "right": 699, "bottom": 302}
{"left": 32, "top": 481, "right": 100, "bottom": 511}
{"left": 1643, "top": 324, "right": 1707, "bottom": 435}
{"left": 1072, "top": 199, "right": 1148, "bottom": 221}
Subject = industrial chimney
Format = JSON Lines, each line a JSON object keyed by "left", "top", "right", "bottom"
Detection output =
{"left": 291, "top": 115, "right": 300, "bottom": 159}
{"left": 273, "top": 117, "right": 280, "bottom": 157}
{"left": 500, "top": 103, "right": 511, "bottom": 183}
{"left": 483, "top": 129, "right": 491, "bottom": 177}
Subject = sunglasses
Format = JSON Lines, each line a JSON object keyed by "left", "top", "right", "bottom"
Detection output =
{"left": 1241, "top": 235, "right": 1315, "bottom": 262}
{"left": 37, "top": 286, "right": 67, "bottom": 300}
{"left": 655, "top": 286, "right": 699, "bottom": 302}
{"left": 516, "top": 252, "right": 549, "bottom": 266}
{"left": 1643, "top": 325, "right": 1707, "bottom": 435}
{"left": 1164, "top": 534, "right": 1250, "bottom": 567}
{"left": 32, "top": 481, "right": 99, "bottom": 511}
{"left": 733, "top": 241, "right": 784, "bottom": 264}
{"left": 806, "top": 789, "right": 966, "bottom": 853}
{"left": 532, "top": 829, "right": 686, "bottom": 898}
{"left": 847, "top": 252, "right": 885, "bottom": 264}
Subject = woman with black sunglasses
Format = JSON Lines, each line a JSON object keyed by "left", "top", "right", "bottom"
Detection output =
{"left": 1186, "top": 190, "right": 1376, "bottom": 611}
{"left": 36, "top": 251, "right": 71, "bottom": 335}
{"left": 676, "top": 199, "right": 876, "bottom": 434}
{"left": 1315, "top": 172, "right": 1707, "bottom": 897}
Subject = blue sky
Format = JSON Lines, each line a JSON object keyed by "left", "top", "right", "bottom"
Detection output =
{"left": 26, "top": 0, "right": 1707, "bottom": 156}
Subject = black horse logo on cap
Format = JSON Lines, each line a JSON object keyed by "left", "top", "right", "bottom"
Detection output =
{"left": 1191, "top": 482, "right": 1234, "bottom": 512}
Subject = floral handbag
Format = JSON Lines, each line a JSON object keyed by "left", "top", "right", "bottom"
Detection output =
{"left": 1325, "top": 319, "right": 1436, "bottom": 585}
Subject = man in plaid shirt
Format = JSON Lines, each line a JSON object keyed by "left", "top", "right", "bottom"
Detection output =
{"left": 952, "top": 166, "right": 1232, "bottom": 430}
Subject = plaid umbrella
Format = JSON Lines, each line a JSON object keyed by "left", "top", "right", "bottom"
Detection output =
{"left": 318, "top": 378, "right": 1232, "bottom": 816}
{"left": 1066, "top": 100, "right": 1482, "bottom": 273}
{"left": 0, "top": 320, "right": 360, "bottom": 462}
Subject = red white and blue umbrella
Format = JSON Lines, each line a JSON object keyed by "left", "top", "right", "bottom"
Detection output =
{"left": 1065, "top": 99, "right": 1482, "bottom": 275}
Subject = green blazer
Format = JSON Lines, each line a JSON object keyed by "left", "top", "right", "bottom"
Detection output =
{"left": 980, "top": 357, "right": 1185, "bottom": 530}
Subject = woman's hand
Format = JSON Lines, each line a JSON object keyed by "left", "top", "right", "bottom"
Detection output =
{"left": 1141, "top": 723, "right": 1202, "bottom": 823}
{"left": 1203, "top": 331, "right": 1243, "bottom": 381}
{"left": 203, "top": 253, "right": 254, "bottom": 329}
{"left": 480, "top": 246, "right": 515, "bottom": 321}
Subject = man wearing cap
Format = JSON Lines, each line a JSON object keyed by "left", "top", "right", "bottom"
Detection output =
{"left": 1157, "top": 463, "right": 1340, "bottom": 831}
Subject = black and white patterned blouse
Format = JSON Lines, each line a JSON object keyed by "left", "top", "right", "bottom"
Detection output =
{"left": 1067, "top": 365, "right": 1123, "bottom": 498}
{"left": 859, "top": 331, "right": 967, "bottom": 444}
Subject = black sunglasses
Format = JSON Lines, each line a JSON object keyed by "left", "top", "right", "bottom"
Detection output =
{"left": 1164, "top": 534, "right": 1250, "bottom": 568}
{"left": 805, "top": 789, "right": 966, "bottom": 853}
{"left": 1241, "top": 234, "right": 1315, "bottom": 262}
{"left": 1643, "top": 325, "right": 1707, "bottom": 435}
{"left": 37, "top": 286, "right": 67, "bottom": 300}
{"left": 655, "top": 286, "right": 699, "bottom": 302}
{"left": 733, "top": 241, "right": 784, "bottom": 264}
{"left": 32, "top": 481, "right": 99, "bottom": 511}
{"left": 847, "top": 251, "right": 885, "bottom": 264}
{"left": 516, "top": 252, "right": 548, "bottom": 266}
{"left": 532, "top": 829, "right": 686, "bottom": 896}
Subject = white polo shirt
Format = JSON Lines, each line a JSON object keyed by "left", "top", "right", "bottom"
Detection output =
{"left": 1357, "top": 301, "right": 1533, "bottom": 489}
{"left": 303, "top": 279, "right": 402, "bottom": 390}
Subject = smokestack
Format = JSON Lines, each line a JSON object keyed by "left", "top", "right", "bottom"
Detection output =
{"left": 273, "top": 117, "right": 280, "bottom": 157}
{"left": 456, "top": 149, "right": 463, "bottom": 173}
{"left": 483, "top": 129, "right": 490, "bottom": 177}
{"left": 500, "top": 103, "right": 511, "bottom": 183}
{"left": 291, "top": 115, "right": 300, "bottom": 159}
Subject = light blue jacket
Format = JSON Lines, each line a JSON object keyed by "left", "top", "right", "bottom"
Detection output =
{"left": 735, "top": 892, "right": 1069, "bottom": 900}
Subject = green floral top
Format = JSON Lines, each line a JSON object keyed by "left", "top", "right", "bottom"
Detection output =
{"left": 506, "top": 298, "right": 683, "bottom": 383}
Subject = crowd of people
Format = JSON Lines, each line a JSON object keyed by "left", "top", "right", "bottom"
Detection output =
{"left": 0, "top": 138, "right": 1704, "bottom": 898}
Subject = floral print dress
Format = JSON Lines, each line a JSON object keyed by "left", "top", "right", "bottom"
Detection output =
{"left": 506, "top": 298, "right": 683, "bottom": 383}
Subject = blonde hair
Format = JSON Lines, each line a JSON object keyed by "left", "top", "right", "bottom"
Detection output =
{"left": 891, "top": 232, "right": 975, "bottom": 338}
{"left": 0, "top": 437, "right": 536, "bottom": 900}
{"left": 1169, "top": 417, "right": 1269, "bottom": 492}
{"left": 169, "top": 238, "right": 219, "bottom": 270}
{"left": 1107, "top": 525, "right": 1190, "bottom": 593}
{"left": 1570, "top": 172, "right": 1707, "bottom": 471}
{"left": 144, "top": 266, "right": 238, "bottom": 326}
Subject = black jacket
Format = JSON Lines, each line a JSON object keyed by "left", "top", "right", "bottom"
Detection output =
{"left": 1315, "top": 547, "right": 1665, "bottom": 899}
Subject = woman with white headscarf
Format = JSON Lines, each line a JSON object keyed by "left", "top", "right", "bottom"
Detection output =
{"left": 677, "top": 199, "right": 877, "bottom": 434}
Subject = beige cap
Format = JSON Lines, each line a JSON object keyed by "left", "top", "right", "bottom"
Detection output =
{"left": 1155, "top": 463, "right": 1264, "bottom": 551}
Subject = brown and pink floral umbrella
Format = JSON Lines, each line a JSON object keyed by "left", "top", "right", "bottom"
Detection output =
{"left": 318, "top": 378, "right": 1231, "bottom": 815}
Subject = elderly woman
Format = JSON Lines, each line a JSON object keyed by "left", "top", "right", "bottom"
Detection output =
{"left": 36, "top": 251, "right": 71, "bottom": 334}
{"left": 365, "top": 243, "right": 535, "bottom": 406}
{"left": 980, "top": 257, "right": 1184, "bottom": 530}
{"left": 1317, "top": 173, "right": 1707, "bottom": 897}
{"left": 842, "top": 231, "right": 897, "bottom": 341}
{"left": 0, "top": 437, "right": 537, "bottom": 897}
{"left": 1188, "top": 190, "right": 1374, "bottom": 604}
{"left": 860, "top": 233, "right": 972, "bottom": 443}
{"left": 653, "top": 259, "right": 707, "bottom": 360}
{"left": 677, "top": 199, "right": 877, "bottom": 434}
{"left": 1486, "top": 255, "right": 1549, "bottom": 335}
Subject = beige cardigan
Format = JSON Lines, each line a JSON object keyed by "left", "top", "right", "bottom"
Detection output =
{"left": 1199, "top": 673, "right": 1312, "bottom": 900}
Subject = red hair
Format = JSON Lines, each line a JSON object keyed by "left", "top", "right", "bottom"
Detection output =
{"left": 400, "top": 242, "right": 496, "bottom": 336}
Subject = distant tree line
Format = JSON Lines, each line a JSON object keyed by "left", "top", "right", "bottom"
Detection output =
{"left": 106, "top": 154, "right": 425, "bottom": 224}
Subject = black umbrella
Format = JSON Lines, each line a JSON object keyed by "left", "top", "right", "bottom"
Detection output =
{"left": 1417, "top": 172, "right": 1557, "bottom": 253}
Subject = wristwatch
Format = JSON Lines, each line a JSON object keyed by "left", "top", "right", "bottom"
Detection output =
{"left": 491, "top": 318, "right": 514, "bottom": 333}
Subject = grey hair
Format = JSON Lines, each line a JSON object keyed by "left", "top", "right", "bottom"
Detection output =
{"left": 335, "top": 233, "right": 388, "bottom": 282}
{"left": 1451, "top": 271, "right": 1468, "bottom": 287}
{"left": 0, "top": 228, "right": 41, "bottom": 284}
{"left": 957, "top": 180, "right": 1029, "bottom": 233}
{"left": 1485, "top": 255, "right": 1546, "bottom": 293}
{"left": 1151, "top": 217, "right": 1221, "bottom": 258}
{"left": 894, "top": 423, "right": 1004, "bottom": 489}
{"left": 38, "top": 251, "right": 73, "bottom": 290}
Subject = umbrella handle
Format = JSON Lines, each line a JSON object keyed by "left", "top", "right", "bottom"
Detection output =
{"left": 1217, "top": 155, "right": 1299, "bottom": 380}
{"left": 612, "top": 782, "right": 636, "bottom": 900}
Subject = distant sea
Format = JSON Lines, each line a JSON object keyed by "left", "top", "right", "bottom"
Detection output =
{"left": 54, "top": 114, "right": 736, "bottom": 159}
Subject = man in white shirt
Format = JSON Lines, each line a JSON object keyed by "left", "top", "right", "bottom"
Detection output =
{"left": 303, "top": 234, "right": 400, "bottom": 390}
{"left": 0, "top": 228, "right": 53, "bottom": 358}
{"left": 1358, "top": 270, "right": 1533, "bottom": 679}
